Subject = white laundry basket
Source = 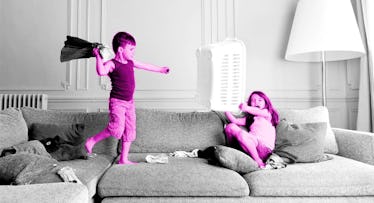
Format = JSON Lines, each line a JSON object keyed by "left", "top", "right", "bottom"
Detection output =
{"left": 197, "top": 39, "right": 246, "bottom": 112}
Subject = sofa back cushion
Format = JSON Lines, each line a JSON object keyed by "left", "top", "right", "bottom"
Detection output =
{"left": 131, "top": 109, "right": 225, "bottom": 153}
{"left": 21, "top": 107, "right": 118, "bottom": 158}
{"left": 0, "top": 108, "right": 28, "bottom": 149}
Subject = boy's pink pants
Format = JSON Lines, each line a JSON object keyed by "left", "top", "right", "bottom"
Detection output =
{"left": 106, "top": 98, "right": 136, "bottom": 141}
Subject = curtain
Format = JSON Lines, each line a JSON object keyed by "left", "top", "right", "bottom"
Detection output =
{"left": 356, "top": 0, "right": 374, "bottom": 132}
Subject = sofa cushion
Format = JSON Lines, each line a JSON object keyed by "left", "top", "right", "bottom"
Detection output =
{"left": 21, "top": 107, "right": 118, "bottom": 158}
{"left": 274, "top": 120, "right": 327, "bottom": 163}
{"left": 243, "top": 155, "right": 374, "bottom": 196}
{"left": 0, "top": 152, "right": 60, "bottom": 185}
{"left": 59, "top": 154, "right": 112, "bottom": 198}
{"left": 131, "top": 109, "right": 226, "bottom": 153}
{"left": 1, "top": 182, "right": 88, "bottom": 203}
{"left": 1, "top": 140, "right": 52, "bottom": 158}
{"left": 0, "top": 108, "right": 28, "bottom": 149}
{"left": 278, "top": 106, "right": 338, "bottom": 154}
{"left": 214, "top": 145, "right": 259, "bottom": 174}
{"left": 98, "top": 153, "right": 249, "bottom": 197}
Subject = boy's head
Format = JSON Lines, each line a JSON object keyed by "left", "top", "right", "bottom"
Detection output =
{"left": 112, "top": 32, "right": 136, "bottom": 54}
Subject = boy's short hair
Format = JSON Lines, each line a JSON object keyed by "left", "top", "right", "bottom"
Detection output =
{"left": 112, "top": 32, "right": 136, "bottom": 53}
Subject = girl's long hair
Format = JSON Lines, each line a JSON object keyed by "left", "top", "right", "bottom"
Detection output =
{"left": 245, "top": 91, "right": 279, "bottom": 127}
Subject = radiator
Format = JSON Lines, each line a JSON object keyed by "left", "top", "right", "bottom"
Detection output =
{"left": 196, "top": 40, "right": 246, "bottom": 111}
{"left": 0, "top": 94, "right": 48, "bottom": 110}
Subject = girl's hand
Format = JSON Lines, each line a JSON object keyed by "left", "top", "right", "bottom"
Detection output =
{"left": 160, "top": 67, "right": 170, "bottom": 74}
{"left": 239, "top": 103, "right": 248, "bottom": 111}
{"left": 224, "top": 111, "right": 231, "bottom": 118}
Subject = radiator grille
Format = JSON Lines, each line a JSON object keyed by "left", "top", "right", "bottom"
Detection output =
{"left": 0, "top": 94, "right": 48, "bottom": 110}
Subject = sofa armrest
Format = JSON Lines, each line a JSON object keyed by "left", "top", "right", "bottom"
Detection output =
{"left": 333, "top": 127, "right": 374, "bottom": 165}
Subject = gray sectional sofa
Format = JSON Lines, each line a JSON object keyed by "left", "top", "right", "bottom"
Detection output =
{"left": 1, "top": 106, "right": 374, "bottom": 203}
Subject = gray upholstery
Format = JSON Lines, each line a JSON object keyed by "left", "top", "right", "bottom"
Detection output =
{"left": 98, "top": 153, "right": 249, "bottom": 197}
{"left": 1, "top": 107, "right": 373, "bottom": 202}
{"left": 334, "top": 127, "right": 374, "bottom": 165}
{"left": 59, "top": 154, "right": 112, "bottom": 198}
{"left": 131, "top": 109, "right": 226, "bottom": 153}
{"left": 0, "top": 108, "right": 28, "bottom": 149}
{"left": 0, "top": 182, "right": 88, "bottom": 203}
{"left": 243, "top": 155, "right": 374, "bottom": 196}
{"left": 102, "top": 196, "right": 374, "bottom": 203}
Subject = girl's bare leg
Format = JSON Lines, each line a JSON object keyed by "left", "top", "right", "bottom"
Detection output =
{"left": 225, "top": 124, "right": 265, "bottom": 168}
{"left": 118, "top": 141, "right": 136, "bottom": 165}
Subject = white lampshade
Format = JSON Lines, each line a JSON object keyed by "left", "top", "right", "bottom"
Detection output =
{"left": 285, "top": 0, "right": 365, "bottom": 62}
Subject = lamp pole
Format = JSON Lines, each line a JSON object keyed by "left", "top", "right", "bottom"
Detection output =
{"left": 321, "top": 51, "right": 327, "bottom": 107}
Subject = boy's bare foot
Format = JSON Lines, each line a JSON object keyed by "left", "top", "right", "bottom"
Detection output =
{"left": 117, "top": 160, "right": 137, "bottom": 165}
{"left": 84, "top": 137, "right": 95, "bottom": 154}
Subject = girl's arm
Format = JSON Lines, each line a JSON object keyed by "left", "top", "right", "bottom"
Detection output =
{"left": 93, "top": 48, "right": 114, "bottom": 76}
{"left": 239, "top": 103, "right": 271, "bottom": 118}
{"left": 225, "top": 111, "right": 246, "bottom": 126}
{"left": 133, "top": 60, "right": 169, "bottom": 74}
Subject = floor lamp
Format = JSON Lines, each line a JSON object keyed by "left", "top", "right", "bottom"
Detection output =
{"left": 285, "top": 0, "right": 365, "bottom": 106}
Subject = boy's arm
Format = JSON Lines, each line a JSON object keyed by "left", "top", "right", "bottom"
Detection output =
{"left": 93, "top": 48, "right": 114, "bottom": 76}
{"left": 225, "top": 111, "right": 246, "bottom": 126}
{"left": 133, "top": 60, "right": 169, "bottom": 74}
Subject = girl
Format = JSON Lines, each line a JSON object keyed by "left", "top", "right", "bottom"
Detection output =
{"left": 85, "top": 32, "right": 169, "bottom": 165}
{"left": 224, "top": 91, "right": 279, "bottom": 168}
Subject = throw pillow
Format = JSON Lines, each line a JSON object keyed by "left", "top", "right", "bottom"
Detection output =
{"left": 274, "top": 120, "right": 328, "bottom": 163}
{"left": 214, "top": 145, "right": 259, "bottom": 174}
{"left": 278, "top": 106, "right": 338, "bottom": 154}
{"left": 0, "top": 152, "right": 61, "bottom": 185}
{"left": 0, "top": 108, "right": 28, "bottom": 149}
{"left": 29, "top": 123, "right": 87, "bottom": 161}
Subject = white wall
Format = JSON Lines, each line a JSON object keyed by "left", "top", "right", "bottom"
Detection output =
{"left": 0, "top": 0, "right": 360, "bottom": 129}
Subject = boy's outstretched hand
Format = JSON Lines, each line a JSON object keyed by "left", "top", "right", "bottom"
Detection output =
{"left": 161, "top": 67, "right": 170, "bottom": 74}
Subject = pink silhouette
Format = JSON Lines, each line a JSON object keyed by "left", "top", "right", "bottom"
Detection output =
{"left": 224, "top": 91, "right": 279, "bottom": 168}
{"left": 85, "top": 32, "right": 169, "bottom": 165}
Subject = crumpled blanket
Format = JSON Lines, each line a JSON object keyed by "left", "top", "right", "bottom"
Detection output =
{"left": 0, "top": 140, "right": 52, "bottom": 158}
{"left": 169, "top": 149, "right": 199, "bottom": 158}
{"left": 264, "top": 153, "right": 288, "bottom": 170}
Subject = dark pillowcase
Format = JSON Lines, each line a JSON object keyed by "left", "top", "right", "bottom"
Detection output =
{"left": 29, "top": 123, "right": 85, "bottom": 145}
{"left": 274, "top": 120, "right": 331, "bottom": 163}
{"left": 214, "top": 145, "right": 260, "bottom": 174}
{"left": 29, "top": 123, "right": 87, "bottom": 161}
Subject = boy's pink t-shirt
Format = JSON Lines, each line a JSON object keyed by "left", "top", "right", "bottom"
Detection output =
{"left": 249, "top": 110, "right": 276, "bottom": 150}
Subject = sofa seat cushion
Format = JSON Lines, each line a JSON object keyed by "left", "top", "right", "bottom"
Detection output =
{"left": 243, "top": 155, "right": 374, "bottom": 196}
{"left": 59, "top": 154, "right": 113, "bottom": 198}
{"left": 98, "top": 153, "right": 249, "bottom": 197}
{"left": 1, "top": 182, "right": 88, "bottom": 203}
